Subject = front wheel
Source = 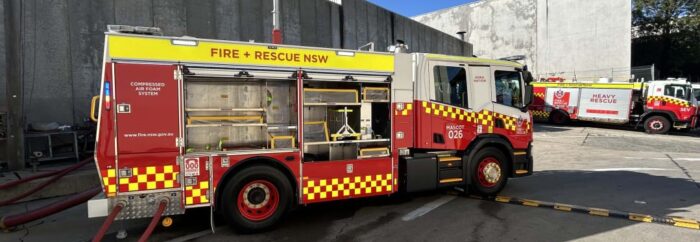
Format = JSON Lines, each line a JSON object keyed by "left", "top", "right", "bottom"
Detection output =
{"left": 644, "top": 115, "right": 670, "bottom": 134}
{"left": 220, "top": 165, "right": 291, "bottom": 233}
{"left": 468, "top": 147, "right": 509, "bottom": 196}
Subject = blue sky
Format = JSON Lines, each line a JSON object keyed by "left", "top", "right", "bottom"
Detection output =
{"left": 368, "top": 0, "right": 476, "bottom": 17}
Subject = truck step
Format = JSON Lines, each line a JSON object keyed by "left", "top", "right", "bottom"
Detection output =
{"left": 515, "top": 169, "right": 528, "bottom": 175}
{"left": 438, "top": 156, "right": 461, "bottom": 162}
{"left": 439, "top": 178, "right": 463, "bottom": 183}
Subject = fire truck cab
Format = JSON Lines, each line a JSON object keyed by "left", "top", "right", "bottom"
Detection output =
{"left": 90, "top": 26, "right": 534, "bottom": 232}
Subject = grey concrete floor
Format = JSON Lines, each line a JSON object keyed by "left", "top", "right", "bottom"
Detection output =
{"left": 2, "top": 123, "right": 699, "bottom": 241}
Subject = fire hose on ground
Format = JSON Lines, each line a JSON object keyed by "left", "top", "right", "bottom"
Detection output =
{"left": 0, "top": 158, "right": 92, "bottom": 191}
{"left": 91, "top": 201, "right": 125, "bottom": 242}
{"left": 0, "top": 186, "right": 102, "bottom": 230}
{"left": 91, "top": 198, "right": 169, "bottom": 242}
{"left": 0, "top": 158, "right": 94, "bottom": 207}
{"left": 138, "top": 199, "right": 168, "bottom": 242}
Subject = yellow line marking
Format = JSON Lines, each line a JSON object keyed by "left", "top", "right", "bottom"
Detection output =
{"left": 521, "top": 199, "right": 540, "bottom": 207}
{"left": 671, "top": 218, "right": 700, "bottom": 229}
{"left": 628, "top": 213, "right": 653, "bottom": 223}
{"left": 494, "top": 196, "right": 511, "bottom": 203}
{"left": 554, "top": 203, "right": 573, "bottom": 212}
{"left": 589, "top": 208, "right": 609, "bottom": 217}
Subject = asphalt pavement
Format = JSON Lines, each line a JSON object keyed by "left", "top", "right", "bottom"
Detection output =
{"left": 2, "top": 123, "right": 699, "bottom": 241}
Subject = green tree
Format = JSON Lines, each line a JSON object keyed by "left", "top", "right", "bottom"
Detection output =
{"left": 632, "top": 0, "right": 700, "bottom": 80}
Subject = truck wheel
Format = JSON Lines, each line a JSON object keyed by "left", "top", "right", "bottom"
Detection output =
{"left": 220, "top": 165, "right": 291, "bottom": 233}
{"left": 469, "top": 147, "right": 509, "bottom": 196}
{"left": 644, "top": 116, "right": 670, "bottom": 134}
{"left": 549, "top": 111, "right": 569, "bottom": 125}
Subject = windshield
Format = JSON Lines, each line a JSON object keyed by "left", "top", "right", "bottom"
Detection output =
{"left": 664, "top": 84, "right": 691, "bottom": 101}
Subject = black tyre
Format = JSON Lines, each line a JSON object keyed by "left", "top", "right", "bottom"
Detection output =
{"left": 220, "top": 165, "right": 292, "bottom": 233}
{"left": 549, "top": 110, "right": 570, "bottom": 125}
{"left": 644, "top": 115, "right": 670, "bottom": 134}
{"left": 468, "top": 147, "right": 509, "bottom": 196}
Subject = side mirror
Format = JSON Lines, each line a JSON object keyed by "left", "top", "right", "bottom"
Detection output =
{"left": 522, "top": 85, "right": 533, "bottom": 112}
{"left": 524, "top": 70, "right": 534, "bottom": 85}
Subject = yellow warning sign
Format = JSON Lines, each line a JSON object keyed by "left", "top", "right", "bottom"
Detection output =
{"left": 107, "top": 35, "right": 394, "bottom": 73}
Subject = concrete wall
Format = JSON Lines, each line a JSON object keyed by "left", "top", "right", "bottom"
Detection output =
{"left": 2, "top": 0, "right": 471, "bottom": 126}
{"left": 414, "top": 0, "right": 631, "bottom": 82}
{"left": 0, "top": 1, "right": 5, "bottom": 110}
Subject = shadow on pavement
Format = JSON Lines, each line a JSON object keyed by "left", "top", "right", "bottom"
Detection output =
{"left": 505, "top": 170, "right": 700, "bottom": 217}
{"left": 153, "top": 170, "right": 700, "bottom": 241}
{"left": 532, "top": 123, "right": 573, "bottom": 133}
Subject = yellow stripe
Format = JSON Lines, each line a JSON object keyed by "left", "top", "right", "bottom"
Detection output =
{"left": 628, "top": 213, "right": 653, "bottom": 223}
{"left": 589, "top": 208, "right": 609, "bottom": 217}
{"left": 532, "top": 82, "right": 642, "bottom": 89}
{"left": 554, "top": 203, "right": 572, "bottom": 211}
{"left": 495, "top": 196, "right": 511, "bottom": 203}
{"left": 108, "top": 35, "right": 394, "bottom": 72}
{"left": 521, "top": 199, "right": 540, "bottom": 207}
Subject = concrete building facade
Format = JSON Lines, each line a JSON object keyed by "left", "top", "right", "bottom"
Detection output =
{"left": 414, "top": 0, "right": 632, "bottom": 82}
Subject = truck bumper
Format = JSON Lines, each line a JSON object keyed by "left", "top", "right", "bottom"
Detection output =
{"left": 512, "top": 143, "right": 534, "bottom": 177}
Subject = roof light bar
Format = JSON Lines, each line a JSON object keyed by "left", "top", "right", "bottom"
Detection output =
{"left": 171, "top": 39, "right": 198, "bottom": 46}
{"left": 336, "top": 51, "right": 355, "bottom": 57}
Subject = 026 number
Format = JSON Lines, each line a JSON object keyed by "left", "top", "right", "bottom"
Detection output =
{"left": 448, "top": 130, "right": 463, "bottom": 139}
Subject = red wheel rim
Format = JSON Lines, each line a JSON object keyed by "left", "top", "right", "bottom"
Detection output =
{"left": 648, "top": 119, "right": 663, "bottom": 131}
{"left": 237, "top": 180, "right": 279, "bottom": 221}
{"left": 477, "top": 157, "right": 502, "bottom": 187}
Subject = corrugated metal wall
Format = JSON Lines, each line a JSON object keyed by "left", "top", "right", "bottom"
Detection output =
{"left": 2, "top": 0, "right": 472, "bottom": 125}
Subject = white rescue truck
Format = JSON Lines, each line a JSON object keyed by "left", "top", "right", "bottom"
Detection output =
{"left": 530, "top": 79, "right": 699, "bottom": 134}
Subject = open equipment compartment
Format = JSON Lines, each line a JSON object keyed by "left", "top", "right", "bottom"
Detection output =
{"left": 183, "top": 67, "right": 298, "bottom": 153}
{"left": 302, "top": 72, "right": 392, "bottom": 162}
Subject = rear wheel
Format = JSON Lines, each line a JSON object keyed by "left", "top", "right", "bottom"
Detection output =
{"left": 469, "top": 147, "right": 509, "bottom": 196}
{"left": 549, "top": 111, "right": 570, "bottom": 125}
{"left": 220, "top": 165, "right": 291, "bottom": 233}
{"left": 644, "top": 115, "right": 670, "bottom": 134}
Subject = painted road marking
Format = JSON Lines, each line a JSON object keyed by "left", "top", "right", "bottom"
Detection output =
{"left": 470, "top": 195, "right": 700, "bottom": 230}
{"left": 401, "top": 195, "right": 457, "bottom": 221}
{"left": 623, "top": 157, "right": 700, "bottom": 161}
{"left": 587, "top": 168, "right": 672, "bottom": 172}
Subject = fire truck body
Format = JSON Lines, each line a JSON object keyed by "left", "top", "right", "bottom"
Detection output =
{"left": 530, "top": 80, "right": 698, "bottom": 133}
{"left": 90, "top": 28, "right": 533, "bottom": 231}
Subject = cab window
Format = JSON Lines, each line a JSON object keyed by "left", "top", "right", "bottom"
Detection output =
{"left": 433, "top": 66, "right": 467, "bottom": 107}
{"left": 664, "top": 85, "right": 689, "bottom": 100}
{"left": 494, "top": 71, "right": 523, "bottom": 107}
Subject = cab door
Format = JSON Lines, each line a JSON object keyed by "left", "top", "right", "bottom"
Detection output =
{"left": 424, "top": 61, "right": 473, "bottom": 150}
{"left": 490, "top": 66, "right": 531, "bottom": 139}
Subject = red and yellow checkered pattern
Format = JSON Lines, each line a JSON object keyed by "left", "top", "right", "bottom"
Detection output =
{"left": 647, "top": 96, "right": 690, "bottom": 107}
{"left": 422, "top": 101, "right": 495, "bottom": 126}
{"left": 534, "top": 92, "right": 546, "bottom": 98}
{"left": 394, "top": 103, "right": 414, "bottom": 116}
{"left": 101, "top": 169, "right": 117, "bottom": 197}
{"left": 101, "top": 165, "right": 179, "bottom": 196}
{"left": 421, "top": 101, "right": 530, "bottom": 132}
{"left": 303, "top": 174, "right": 393, "bottom": 201}
{"left": 530, "top": 109, "right": 549, "bottom": 119}
{"left": 185, "top": 181, "right": 210, "bottom": 205}
{"left": 494, "top": 113, "right": 521, "bottom": 132}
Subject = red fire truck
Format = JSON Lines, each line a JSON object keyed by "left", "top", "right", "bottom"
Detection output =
{"left": 88, "top": 26, "right": 534, "bottom": 232}
{"left": 529, "top": 80, "right": 698, "bottom": 134}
